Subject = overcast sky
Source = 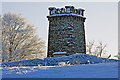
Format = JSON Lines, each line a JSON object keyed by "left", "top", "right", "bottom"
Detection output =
{"left": 2, "top": 2, "right": 118, "bottom": 58}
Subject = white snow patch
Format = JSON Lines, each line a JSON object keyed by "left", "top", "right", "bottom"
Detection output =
{"left": 53, "top": 52, "right": 67, "bottom": 55}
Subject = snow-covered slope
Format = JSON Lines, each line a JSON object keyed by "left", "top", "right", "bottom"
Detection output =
{"left": 44, "top": 53, "right": 117, "bottom": 66}
{"left": 2, "top": 53, "right": 118, "bottom": 67}
{"left": 2, "top": 62, "right": 118, "bottom": 78}
{"left": 2, "top": 58, "right": 44, "bottom": 67}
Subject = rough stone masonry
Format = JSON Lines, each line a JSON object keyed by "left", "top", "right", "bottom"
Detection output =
{"left": 47, "top": 6, "right": 86, "bottom": 57}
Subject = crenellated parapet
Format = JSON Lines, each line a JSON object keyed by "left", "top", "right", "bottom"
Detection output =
{"left": 48, "top": 6, "right": 85, "bottom": 17}
{"left": 48, "top": 7, "right": 56, "bottom": 15}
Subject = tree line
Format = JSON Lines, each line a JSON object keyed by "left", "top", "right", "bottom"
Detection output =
{"left": 86, "top": 40, "right": 111, "bottom": 58}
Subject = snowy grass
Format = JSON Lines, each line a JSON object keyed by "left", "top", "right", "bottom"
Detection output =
{"left": 2, "top": 62, "right": 118, "bottom": 78}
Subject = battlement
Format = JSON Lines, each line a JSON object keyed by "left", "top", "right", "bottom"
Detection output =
{"left": 48, "top": 6, "right": 85, "bottom": 17}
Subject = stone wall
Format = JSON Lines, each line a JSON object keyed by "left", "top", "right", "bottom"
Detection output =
{"left": 47, "top": 6, "right": 86, "bottom": 57}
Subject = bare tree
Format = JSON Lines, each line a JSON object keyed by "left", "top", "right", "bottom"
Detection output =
{"left": 87, "top": 40, "right": 111, "bottom": 58}
{"left": 95, "top": 41, "right": 111, "bottom": 58}
{"left": 1, "top": 12, "right": 46, "bottom": 62}
{"left": 86, "top": 40, "right": 94, "bottom": 54}
{"left": 95, "top": 41, "right": 107, "bottom": 57}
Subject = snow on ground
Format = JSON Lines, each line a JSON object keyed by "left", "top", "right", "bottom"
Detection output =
{"left": 1, "top": 53, "right": 118, "bottom": 78}
{"left": 2, "top": 62, "right": 118, "bottom": 78}
{"left": 1, "top": 53, "right": 118, "bottom": 67}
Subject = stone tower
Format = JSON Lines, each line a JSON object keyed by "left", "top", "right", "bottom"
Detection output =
{"left": 47, "top": 6, "right": 86, "bottom": 57}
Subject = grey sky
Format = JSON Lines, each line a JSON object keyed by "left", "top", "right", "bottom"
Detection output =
{"left": 2, "top": 2, "right": 118, "bottom": 58}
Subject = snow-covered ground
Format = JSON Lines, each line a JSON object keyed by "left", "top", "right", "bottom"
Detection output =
{"left": 2, "top": 62, "right": 118, "bottom": 78}
{"left": 1, "top": 53, "right": 118, "bottom": 67}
